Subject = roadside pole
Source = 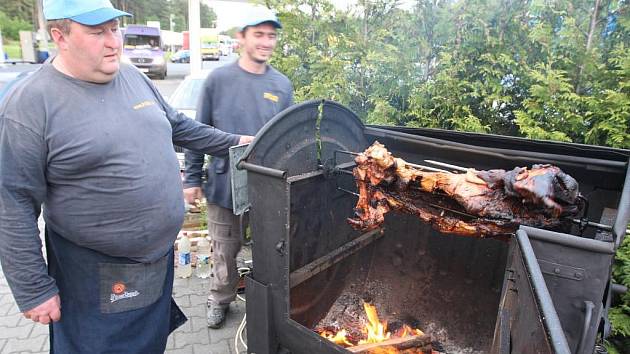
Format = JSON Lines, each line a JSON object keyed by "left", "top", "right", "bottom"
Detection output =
{"left": 36, "top": 0, "right": 50, "bottom": 61}
{"left": 169, "top": 14, "right": 175, "bottom": 53}
{"left": 0, "top": 30, "right": 5, "bottom": 65}
{"left": 188, "top": 0, "right": 202, "bottom": 75}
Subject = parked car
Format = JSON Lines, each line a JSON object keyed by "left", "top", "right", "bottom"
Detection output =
{"left": 201, "top": 43, "right": 220, "bottom": 61}
{"left": 170, "top": 50, "right": 190, "bottom": 63}
{"left": 219, "top": 42, "right": 231, "bottom": 56}
{"left": 168, "top": 70, "right": 212, "bottom": 155}
{"left": 0, "top": 70, "right": 34, "bottom": 103}
{"left": 168, "top": 70, "right": 211, "bottom": 118}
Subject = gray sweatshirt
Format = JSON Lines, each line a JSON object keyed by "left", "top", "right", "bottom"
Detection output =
{"left": 0, "top": 62, "right": 240, "bottom": 311}
{"left": 183, "top": 61, "right": 293, "bottom": 209}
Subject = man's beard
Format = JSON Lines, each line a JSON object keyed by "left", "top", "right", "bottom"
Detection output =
{"left": 253, "top": 57, "right": 267, "bottom": 64}
{"left": 248, "top": 49, "right": 269, "bottom": 65}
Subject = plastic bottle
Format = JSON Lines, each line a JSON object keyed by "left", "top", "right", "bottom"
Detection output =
{"left": 177, "top": 233, "right": 192, "bottom": 278}
{"left": 196, "top": 236, "right": 212, "bottom": 279}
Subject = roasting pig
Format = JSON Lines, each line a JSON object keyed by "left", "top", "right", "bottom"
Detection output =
{"left": 347, "top": 142, "right": 583, "bottom": 237}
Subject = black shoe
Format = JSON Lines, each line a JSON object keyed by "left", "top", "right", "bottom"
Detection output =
{"left": 207, "top": 303, "right": 229, "bottom": 328}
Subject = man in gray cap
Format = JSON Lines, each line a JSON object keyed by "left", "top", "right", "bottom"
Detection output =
{"left": 183, "top": 7, "right": 293, "bottom": 328}
{"left": 0, "top": 0, "right": 252, "bottom": 352}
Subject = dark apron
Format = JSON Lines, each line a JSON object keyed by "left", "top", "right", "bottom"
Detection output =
{"left": 45, "top": 227, "right": 187, "bottom": 353}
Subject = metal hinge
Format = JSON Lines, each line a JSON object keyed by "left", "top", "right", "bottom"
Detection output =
{"left": 538, "top": 259, "right": 585, "bottom": 281}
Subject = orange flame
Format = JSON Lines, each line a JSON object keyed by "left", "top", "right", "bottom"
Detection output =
{"left": 359, "top": 302, "right": 391, "bottom": 344}
{"left": 319, "top": 329, "right": 354, "bottom": 347}
{"left": 316, "top": 301, "right": 424, "bottom": 352}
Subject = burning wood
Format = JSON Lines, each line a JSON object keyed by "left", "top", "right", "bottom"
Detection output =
{"left": 347, "top": 334, "right": 433, "bottom": 354}
{"left": 347, "top": 142, "right": 583, "bottom": 237}
{"left": 316, "top": 302, "right": 431, "bottom": 353}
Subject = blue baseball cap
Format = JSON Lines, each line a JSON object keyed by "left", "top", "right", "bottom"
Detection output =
{"left": 44, "top": 0, "right": 132, "bottom": 26}
{"left": 240, "top": 7, "right": 282, "bottom": 31}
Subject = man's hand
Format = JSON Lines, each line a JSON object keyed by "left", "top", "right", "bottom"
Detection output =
{"left": 239, "top": 135, "right": 254, "bottom": 145}
{"left": 23, "top": 294, "right": 61, "bottom": 325}
{"left": 184, "top": 187, "right": 203, "bottom": 205}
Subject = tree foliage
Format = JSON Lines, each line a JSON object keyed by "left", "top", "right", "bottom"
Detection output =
{"left": 0, "top": 0, "right": 35, "bottom": 40}
{"left": 610, "top": 233, "right": 630, "bottom": 349}
{"left": 0, "top": 0, "right": 217, "bottom": 36}
{"left": 266, "top": 0, "right": 629, "bottom": 149}
{"left": 0, "top": 10, "right": 34, "bottom": 40}
{"left": 220, "top": 26, "right": 241, "bottom": 38}
{"left": 111, "top": 0, "right": 216, "bottom": 30}
{"left": 0, "top": 0, "right": 35, "bottom": 24}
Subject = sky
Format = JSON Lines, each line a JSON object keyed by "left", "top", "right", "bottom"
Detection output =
{"left": 205, "top": 0, "right": 415, "bottom": 32}
{"left": 204, "top": 1, "right": 258, "bottom": 32}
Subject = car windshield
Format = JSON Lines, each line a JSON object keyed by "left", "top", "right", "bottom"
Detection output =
{"left": 0, "top": 71, "right": 29, "bottom": 101}
{"left": 0, "top": 72, "right": 21, "bottom": 86}
{"left": 124, "top": 35, "right": 160, "bottom": 50}
{"left": 168, "top": 78, "right": 205, "bottom": 110}
{"left": 202, "top": 43, "right": 218, "bottom": 49}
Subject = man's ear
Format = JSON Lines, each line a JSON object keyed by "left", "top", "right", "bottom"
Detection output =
{"left": 236, "top": 30, "right": 245, "bottom": 46}
{"left": 50, "top": 28, "right": 69, "bottom": 50}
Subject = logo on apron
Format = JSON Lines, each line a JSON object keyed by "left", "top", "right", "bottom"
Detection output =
{"left": 112, "top": 282, "right": 126, "bottom": 294}
{"left": 99, "top": 257, "right": 168, "bottom": 313}
{"left": 110, "top": 281, "right": 140, "bottom": 303}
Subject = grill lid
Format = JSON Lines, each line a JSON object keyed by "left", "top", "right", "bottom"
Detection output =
{"left": 240, "top": 100, "right": 367, "bottom": 177}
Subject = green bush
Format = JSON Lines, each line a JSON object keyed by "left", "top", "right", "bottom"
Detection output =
{"left": 268, "top": 0, "right": 629, "bottom": 149}
{"left": 610, "top": 232, "right": 630, "bottom": 350}
{"left": 0, "top": 11, "right": 33, "bottom": 41}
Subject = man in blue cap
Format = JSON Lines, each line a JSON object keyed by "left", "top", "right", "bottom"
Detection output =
{"left": 0, "top": 0, "right": 252, "bottom": 352}
{"left": 183, "top": 7, "right": 293, "bottom": 328}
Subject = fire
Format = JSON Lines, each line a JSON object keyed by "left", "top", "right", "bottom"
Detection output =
{"left": 360, "top": 302, "right": 391, "bottom": 344}
{"left": 317, "top": 301, "right": 424, "bottom": 351}
{"left": 319, "top": 329, "right": 354, "bottom": 347}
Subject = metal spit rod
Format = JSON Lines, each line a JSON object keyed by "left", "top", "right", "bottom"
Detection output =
{"left": 571, "top": 219, "right": 613, "bottom": 232}
{"left": 337, "top": 186, "right": 613, "bottom": 232}
{"left": 337, "top": 187, "right": 359, "bottom": 197}
{"left": 337, "top": 187, "right": 480, "bottom": 220}
{"left": 335, "top": 150, "right": 451, "bottom": 173}
{"left": 424, "top": 159, "right": 469, "bottom": 172}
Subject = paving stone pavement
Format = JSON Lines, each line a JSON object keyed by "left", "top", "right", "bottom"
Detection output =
{"left": 167, "top": 276, "right": 248, "bottom": 354}
{"left": 0, "top": 217, "right": 248, "bottom": 354}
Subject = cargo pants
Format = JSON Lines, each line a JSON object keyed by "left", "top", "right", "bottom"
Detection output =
{"left": 207, "top": 203, "right": 244, "bottom": 307}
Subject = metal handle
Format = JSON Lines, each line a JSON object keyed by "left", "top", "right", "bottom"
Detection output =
{"left": 238, "top": 161, "right": 287, "bottom": 179}
{"left": 576, "top": 301, "right": 595, "bottom": 354}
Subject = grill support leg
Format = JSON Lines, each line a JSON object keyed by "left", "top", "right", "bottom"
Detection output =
{"left": 246, "top": 276, "right": 275, "bottom": 354}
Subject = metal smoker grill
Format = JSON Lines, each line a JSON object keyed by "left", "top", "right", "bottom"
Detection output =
{"left": 236, "top": 100, "right": 630, "bottom": 354}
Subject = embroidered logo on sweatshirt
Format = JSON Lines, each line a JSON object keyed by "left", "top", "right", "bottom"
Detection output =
{"left": 133, "top": 100, "right": 156, "bottom": 110}
{"left": 263, "top": 92, "right": 279, "bottom": 103}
